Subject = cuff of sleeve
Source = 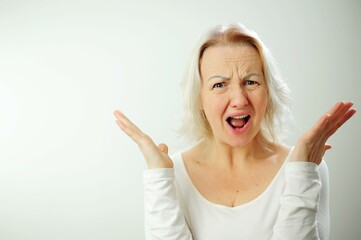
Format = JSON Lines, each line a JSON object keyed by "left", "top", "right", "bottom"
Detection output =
{"left": 143, "top": 168, "right": 175, "bottom": 182}
{"left": 283, "top": 161, "right": 322, "bottom": 210}
{"left": 285, "top": 162, "right": 319, "bottom": 179}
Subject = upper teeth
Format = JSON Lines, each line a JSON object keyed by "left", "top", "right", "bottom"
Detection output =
{"left": 231, "top": 115, "right": 248, "bottom": 119}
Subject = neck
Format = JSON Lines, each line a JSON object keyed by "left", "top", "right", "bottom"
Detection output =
{"left": 200, "top": 135, "right": 273, "bottom": 171}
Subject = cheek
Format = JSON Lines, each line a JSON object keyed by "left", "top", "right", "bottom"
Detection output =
{"left": 258, "top": 93, "right": 268, "bottom": 114}
{"left": 201, "top": 96, "right": 215, "bottom": 119}
{"left": 259, "top": 93, "right": 268, "bottom": 108}
{"left": 200, "top": 93, "right": 224, "bottom": 124}
{"left": 201, "top": 92, "right": 226, "bottom": 113}
{"left": 200, "top": 89, "right": 212, "bottom": 110}
{"left": 250, "top": 90, "right": 268, "bottom": 113}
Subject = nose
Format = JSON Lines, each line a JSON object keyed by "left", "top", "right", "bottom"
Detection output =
{"left": 228, "top": 85, "right": 248, "bottom": 108}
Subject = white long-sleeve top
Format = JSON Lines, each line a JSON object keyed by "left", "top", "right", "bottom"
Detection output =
{"left": 143, "top": 150, "right": 330, "bottom": 240}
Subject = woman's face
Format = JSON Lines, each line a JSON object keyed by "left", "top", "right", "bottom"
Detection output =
{"left": 200, "top": 44, "right": 268, "bottom": 147}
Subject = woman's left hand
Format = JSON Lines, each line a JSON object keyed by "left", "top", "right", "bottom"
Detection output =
{"left": 290, "top": 101, "right": 356, "bottom": 165}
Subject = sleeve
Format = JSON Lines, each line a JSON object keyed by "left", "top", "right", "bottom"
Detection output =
{"left": 271, "top": 161, "right": 330, "bottom": 240}
{"left": 143, "top": 168, "right": 193, "bottom": 240}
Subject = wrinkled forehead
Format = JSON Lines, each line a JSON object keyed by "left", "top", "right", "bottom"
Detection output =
{"left": 200, "top": 41, "right": 259, "bottom": 59}
{"left": 199, "top": 44, "right": 263, "bottom": 76}
{"left": 202, "top": 50, "right": 260, "bottom": 64}
{"left": 200, "top": 43, "right": 261, "bottom": 66}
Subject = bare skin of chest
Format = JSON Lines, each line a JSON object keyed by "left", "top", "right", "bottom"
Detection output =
{"left": 182, "top": 146, "right": 289, "bottom": 208}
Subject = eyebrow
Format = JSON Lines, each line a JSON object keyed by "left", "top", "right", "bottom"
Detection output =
{"left": 207, "top": 75, "right": 230, "bottom": 81}
{"left": 207, "top": 73, "right": 262, "bottom": 81}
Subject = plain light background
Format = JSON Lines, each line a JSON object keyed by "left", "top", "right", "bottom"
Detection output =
{"left": 0, "top": 0, "right": 360, "bottom": 239}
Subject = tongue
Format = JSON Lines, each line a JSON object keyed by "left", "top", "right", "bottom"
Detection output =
{"left": 229, "top": 118, "right": 246, "bottom": 128}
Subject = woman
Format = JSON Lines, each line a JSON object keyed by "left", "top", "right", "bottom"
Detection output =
{"left": 114, "top": 23, "right": 356, "bottom": 239}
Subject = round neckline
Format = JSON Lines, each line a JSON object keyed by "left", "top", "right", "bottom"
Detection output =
{"left": 177, "top": 147, "right": 293, "bottom": 210}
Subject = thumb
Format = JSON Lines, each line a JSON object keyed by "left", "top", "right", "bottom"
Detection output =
{"left": 323, "top": 144, "right": 332, "bottom": 156}
{"left": 158, "top": 143, "right": 169, "bottom": 154}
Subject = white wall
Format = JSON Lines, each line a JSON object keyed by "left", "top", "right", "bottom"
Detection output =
{"left": 0, "top": 0, "right": 360, "bottom": 239}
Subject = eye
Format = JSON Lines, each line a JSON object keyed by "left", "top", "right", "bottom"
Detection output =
{"left": 243, "top": 80, "right": 261, "bottom": 90}
{"left": 244, "top": 80, "right": 258, "bottom": 86}
{"left": 212, "top": 82, "right": 227, "bottom": 89}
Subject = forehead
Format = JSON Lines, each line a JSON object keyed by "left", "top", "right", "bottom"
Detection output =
{"left": 200, "top": 44, "right": 262, "bottom": 74}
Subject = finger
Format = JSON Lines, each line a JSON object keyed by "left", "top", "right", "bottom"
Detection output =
{"left": 114, "top": 110, "right": 144, "bottom": 136}
{"left": 324, "top": 102, "right": 353, "bottom": 131}
{"left": 324, "top": 144, "right": 332, "bottom": 153}
{"left": 322, "top": 103, "right": 354, "bottom": 136}
{"left": 324, "top": 144, "right": 332, "bottom": 151}
{"left": 326, "top": 108, "right": 356, "bottom": 137}
{"left": 319, "top": 102, "right": 347, "bottom": 130}
{"left": 114, "top": 110, "right": 150, "bottom": 144}
{"left": 324, "top": 102, "right": 345, "bottom": 120}
{"left": 322, "top": 144, "right": 332, "bottom": 157}
{"left": 311, "top": 102, "right": 354, "bottom": 140}
{"left": 327, "top": 102, "right": 353, "bottom": 123}
{"left": 158, "top": 143, "right": 169, "bottom": 154}
{"left": 308, "top": 111, "right": 331, "bottom": 138}
{"left": 309, "top": 102, "right": 345, "bottom": 132}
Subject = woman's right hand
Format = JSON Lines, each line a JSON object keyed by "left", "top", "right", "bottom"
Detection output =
{"left": 113, "top": 110, "right": 173, "bottom": 169}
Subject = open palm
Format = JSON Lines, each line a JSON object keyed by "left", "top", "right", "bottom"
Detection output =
{"left": 291, "top": 102, "right": 356, "bottom": 165}
{"left": 114, "top": 110, "right": 173, "bottom": 169}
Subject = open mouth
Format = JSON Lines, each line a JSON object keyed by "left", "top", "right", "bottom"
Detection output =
{"left": 226, "top": 115, "right": 250, "bottom": 129}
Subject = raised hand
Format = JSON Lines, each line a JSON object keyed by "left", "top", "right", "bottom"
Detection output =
{"left": 114, "top": 110, "right": 174, "bottom": 169}
{"left": 290, "top": 101, "right": 356, "bottom": 165}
